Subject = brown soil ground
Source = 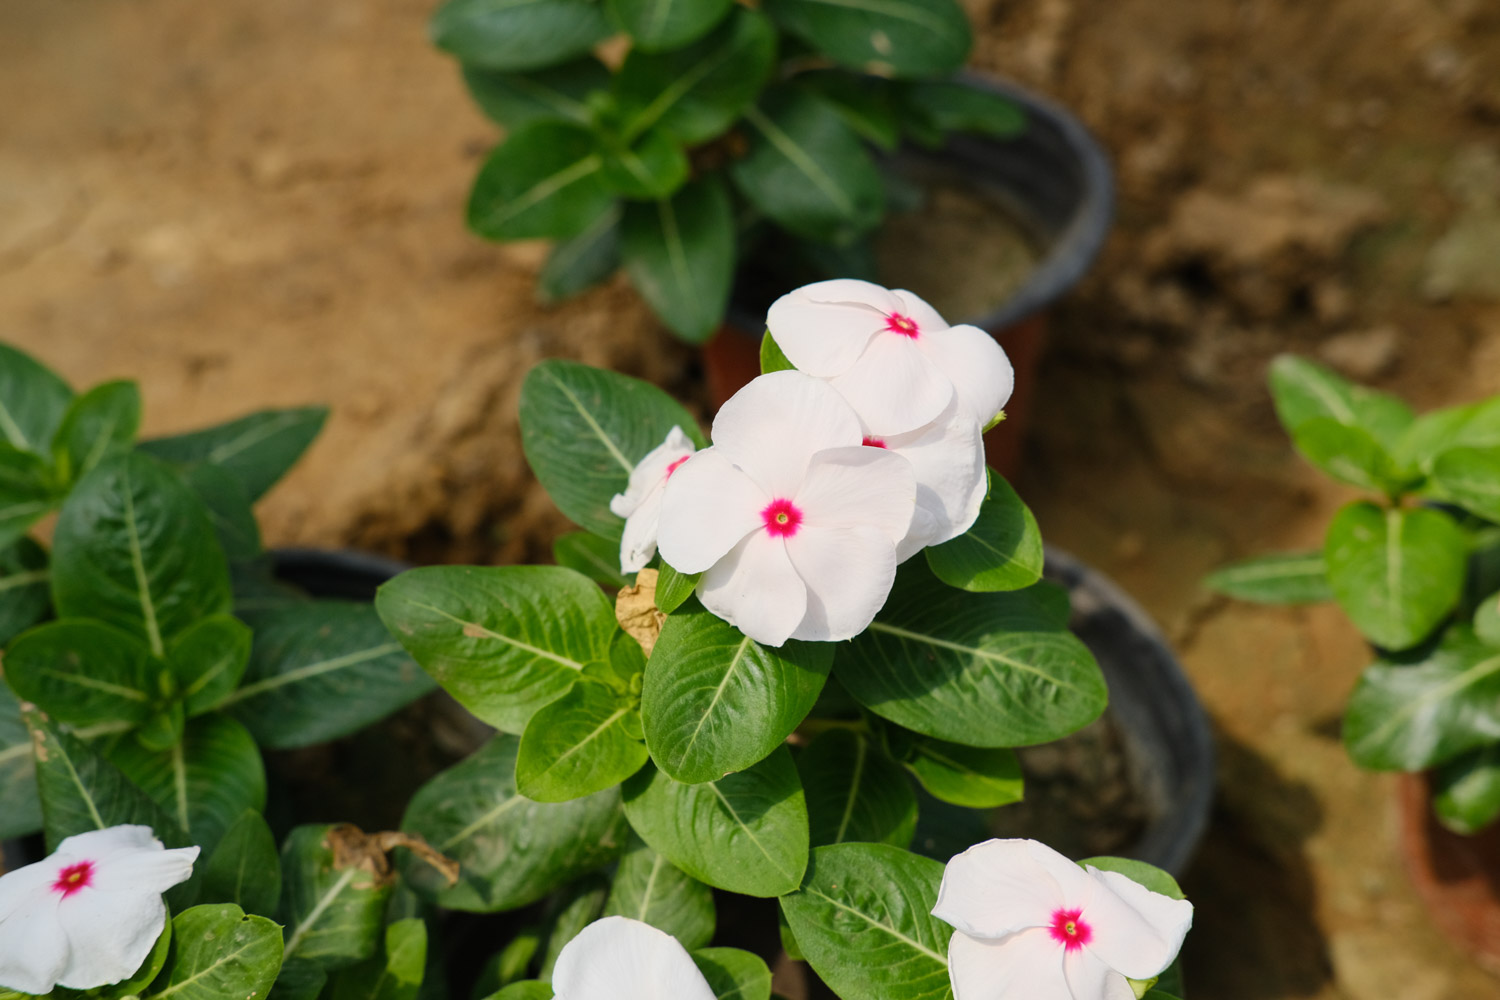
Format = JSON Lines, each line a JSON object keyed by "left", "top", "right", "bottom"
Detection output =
{"left": 5, "top": 0, "right": 1500, "bottom": 996}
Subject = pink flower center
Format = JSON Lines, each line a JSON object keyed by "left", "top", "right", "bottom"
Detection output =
{"left": 664, "top": 456, "right": 690, "bottom": 479}
{"left": 761, "top": 498, "right": 803, "bottom": 538}
{"left": 1048, "top": 908, "right": 1092, "bottom": 952}
{"left": 861, "top": 436, "right": 888, "bottom": 449}
{"left": 885, "top": 313, "right": 920, "bottom": 339}
{"left": 52, "top": 860, "right": 94, "bottom": 898}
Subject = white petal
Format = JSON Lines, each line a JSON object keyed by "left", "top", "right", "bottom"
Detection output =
{"left": 828, "top": 333, "right": 954, "bottom": 436}
{"left": 1063, "top": 948, "right": 1138, "bottom": 1000}
{"left": 656, "top": 450, "right": 766, "bottom": 574}
{"left": 0, "top": 895, "right": 66, "bottom": 995}
{"left": 795, "top": 446, "right": 916, "bottom": 545}
{"left": 553, "top": 916, "right": 716, "bottom": 1000}
{"left": 1077, "top": 868, "right": 1194, "bottom": 980}
{"left": 698, "top": 533, "right": 806, "bottom": 647}
{"left": 932, "top": 839, "right": 1094, "bottom": 939}
{"left": 892, "top": 288, "right": 953, "bottom": 333}
{"left": 611, "top": 426, "right": 695, "bottom": 519}
{"left": 54, "top": 825, "right": 160, "bottom": 863}
{"left": 767, "top": 280, "right": 904, "bottom": 377}
{"left": 0, "top": 857, "right": 62, "bottom": 923}
{"left": 786, "top": 525, "right": 897, "bottom": 641}
{"left": 948, "top": 928, "right": 1073, "bottom": 1000}
{"left": 882, "top": 402, "right": 986, "bottom": 560}
{"left": 90, "top": 845, "right": 200, "bottom": 895}
{"left": 916, "top": 323, "right": 1015, "bottom": 427}
{"left": 710, "top": 372, "right": 862, "bottom": 498}
{"left": 55, "top": 889, "right": 166, "bottom": 990}
{"left": 619, "top": 483, "right": 665, "bottom": 574}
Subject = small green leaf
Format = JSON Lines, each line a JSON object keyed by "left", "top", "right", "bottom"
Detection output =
{"left": 482, "top": 983, "right": 553, "bottom": 1000}
{"left": 1324, "top": 502, "right": 1466, "bottom": 651}
{"left": 1289, "top": 417, "right": 1405, "bottom": 492}
{"left": 0, "top": 444, "right": 57, "bottom": 548}
{"left": 621, "top": 750, "right": 809, "bottom": 897}
{"left": 654, "top": 562, "right": 700, "bottom": 614}
{"left": 622, "top": 177, "right": 736, "bottom": 344}
{"left": 925, "top": 470, "right": 1044, "bottom": 593}
{"left": 0, "top": 342, "right": 74, "bottom": 457}
{"left": 181, "top": 462, "right": 263, "bottom": 563}
{"left": 1397, "top": 397, "right": 1500, "bottom": 472}
{"left": 1431, "top": 445, "right": 1500, "bottom": 521}
{"left": 202, "top": 809, "right": 283, "bottom": 917}
{"left": 516, "top": 679, "right": 649, "bottom": 802}
{"left": 168, "top": 614, "right": 252, "bottom": 718}
{"left": 602, "top": 835, "right": 716, "bottom": 949}
{"left": 139, "top": 406, "right": 328, "bottom": 502}
{"left": 462, "top": 57, "right": 611, "bottom": 128}
{"left": 759, "top": 331, "right": 795, "bottom": 375}
{"left": 898, "top": 733, "right": 1023, "bottom": 808}
{"left": 1269, "top": 355, "right": 1414, "bottom": 452}
{"left": 1203, "top": 551, "right": 1334, "bottom": 604}
{"left": 325, "top": 918, "right": 428, "bottom": 1000}
{"left": 797, "top": 71, "right": 901, "bottom": 149}
{"left": 903, "top": 81, "right": 1025, "bottom": 138}
{"left": 52, "top": 379, "right": 141, "bottom": 487}
{"left": 144, "top": 905, "right": 284, "bottom": 1000}
{"left": 0, "top": 536, "right": 50, "bottom": 645}
{"left": 764, "top": 0, "right": 971, "bottom": 77}
{"left": 553, "top": 530, "right": 631, "bottom": 587}
{"left": 430, "top": 0, "right": 612, "bottom": 72}
{"left": 1433, "top": 745, "right": 1500, "bottom": 835}
{"left": 538, "top": 204, "right": 622, "bottom": 304}
{"left": 279, "top": 825, "right": 393, "bottom": 972}
{"left": 3, "top": 618, "right": 162, "bottom": 728}
{"left": 468, "top": 123, "right": 614, "bottom": 242}
{"left": 608, "top": 0, "right": 734, "bottom": 51}
{"left": 1078, "top": 856, "right": 1185, "bottom": 899}
{"left": 796, "top": 729, "right": 917, "bottom": 848}
{"left": 1477, "top": 591, "right": 1500, "bottom": 647}
{"left": 692, "top": 948, "right": 772, "bottom": 1000}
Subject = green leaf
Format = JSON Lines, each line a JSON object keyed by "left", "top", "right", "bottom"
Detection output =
{"left": 109, "top": 715, "right": 267, "bottom": 856}
{"left": 654, "top": 564, "right": 700, "bottom": 616}
{"left": 622, "top": 177, "right": 735, "bottom": 344}
{"left": 518, "top": 359, "right": 705, "bottom": 540}
{"left": 462, "top": 57, "right": 611, "bottom": 128}
{"left": 0, "top": 443, "right": 57, "bottom": 548}
{"left": 1432, "top": 445, "right": 1500, "bottom": 521}
{"left": 400, "top": 734, "right": 630, "bottom": 912}
{"left": 615, "top": 9, "right": 777, "bottom": 145}
{"left": 0, "top": 535, "right": 50, "bottom": 645}
{"left": 1324, "top": 502, "right": 1466, "bottom": 651}
{"left": 1433, "top": 745, "right": 1500, "bottom": 835}
{"left": 553, "top": 530, "right": 631, "bottom": 588}
{"left": 1203, "top": 551, "right": 1334, "bottom": 604}
{"left": 139, "top": 406, "right": 327, "bottom": 503}
{"left": 779, "top": 843, "right": 951, "bottom": 1000}
{"left": 52, "top": 380, "right": 141, "bottom": 486}
{"left": 144, "top": 905, "right": 284, "bottom": 1000}
{"left": 538, "top": 204, "right": 622, "bottom": 305}
{"left": 599, "top": 126, "right": 690, "bottom": 201}
{"left": 1268, "top": 354, "right": 1415, "bottom": 452}
{"left": 796, "top": 729, "right": 917, "bottom": 847}
{"left": 202, "top": 809, "right": 283, "bottom": 917}
{"left": 225, "top": 600, "right": 435, "bottom": 748}
{"left": 168, "top": 614, "right": 252, "bottom": 718}
{"left": 1078, "top": 856, "right": 1186, "bottom": 899}
{"left": 23, "top": 707, "right": 187, "bottom": 852}
{"left": 759, "top": 331, "right": 795, "bottom": 375}
{"left": 0, "top": 684, "right": 41, "bottom": 839}
{"left": 764, "top": 0, "right": 970, "bottom": 77}
{"left": 467, "top": 123, "right": 614, "bottom": 242}
{"left": 516, "top": 678, "right": 649, "bottom": 801}
{"left": 326, "top": 918, "right": 428, "bottom": 1000}
{"left": 692, "top": 948, "right": 772, "bottom": 1000}
{"left": 3, "top": 618, "right": 162, "bottom": 728}
{"left": 621, "top": 749, "right": 809, "bottom": 897}
{"left": 643, "top": 606, "right": 832, "bottom": 783}
{"left": 903, "top": 81, "right": 1025, "bottom": 138}
{"left": 897, "top": 732, "right": 1023, "bottom": 808}
{"left": 602, "top": 835, "right": 716, "bottom": 949}
{"left": 431, "top": 0, "right": 612, "bottom": 72}
{"left": 537, "top": 875, "right": 609, "bottom": 980}
{"left": 0, "top": 342, "right": 74, "bottom": 456}
{"left": 279, "top": 824, "right": 393, "bottom": 972}
{"left": 1344, "top": 625, "right": 1500, "bottom": 771}
{"left": 1477, "top": 591, "right": 1500, "bottom": 647}
{"left": 268, "top": 962, "right": 327, "bottom": 1000}
{"left": 608, "top": 0, "right": 734, "bottom": 51}
{"left": 732, "top": 87, "right": 885, "bottom": 245}
{"left": 925, "top": 471, "right": 1043, "bottom": 592}
{"left": 839, "top": 563, "right": 1107, "bottom": 747}
{"left": 182, "top": 462, "right": 263, "bottom": 563}
{"left": 482, "top": 984, "right": 553, "bottom": 1000}
{"left": 1289, "top": 417, "right": 1405, "bottom": 492}
{"left": 797, "top": 70, "right": 901, "bottom": 149}
{"left": 51, "top": 452, "right": 231, "bottom": 655}
{"left": 376, "top": 564, "right": 614, "bottom": 735}
{"left": 1396, "top": 397, "right": 1500, "bottom": 472}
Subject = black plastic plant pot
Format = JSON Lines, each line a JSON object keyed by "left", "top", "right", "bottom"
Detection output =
{"left": 269, "top": 547, "right": 412, "bottom": 601}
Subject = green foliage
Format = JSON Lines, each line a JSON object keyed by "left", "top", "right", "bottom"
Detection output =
{"left": 516, "top": 678, "right": 649, "bottom": 801}
{"left": 52, "top": 380, "right": 141, "bottom": 487}
{"left": 653, "top": 563, "right": 701, "bottom": 615}
{"left": 1202, "top": 551, "right": 1333, "bottom": 604}
{"left": 430, "top": 0, "right": 612, "bottom": 72}
{"left": 0, "top": 536, "right": 50, "bottom": 646}
{"left": 202, "top": 809, "right": 283, "bottom": 916}
{"left": 467, "top": 122, "right": 614, "bottom": 242}
{"left": 608, "top": 0, "right": 734, "bottom": 51}
{"left": 1432, "top": 445, "right": 1500, "bottom": 521}
{"left": 621, "top": 178, "right": 735, "bottom": 343}
{"left": 1433, "top": 745, "right": 1500, "bottom": 835}
{"left": 0, "top": 342, "right": 75, "bottom": 458}
{"left": 553, "top": 530, "right": 631, "bottom": 588}
{"left": 893, "top": 731, "right": 1024, "bottom": 808}
{"left": 325, "top": 919, "right": 428, "bottom": 1000}
{"left": 0, "top": 684, "right": 40, "bottom": 839}
{"left": 139, "top": 405, "right": 327, "bottom": 502}
{"left": 462, "top": 58, "right": 611, "bottom": 129}
{"left": 692, "top": 948, "right": 772, "bottom": 1000}
{"left": 144, "top": 905, "right": 284, "bottom": 1000}
{"left": 796, "top": 729, "right": 918, "bottom": 847}
{"left": 539, "top": 205, "right": 623, "bottom": 303}
{"left": 537, "top": 876, "right": 610, "bottom": 980}
{"left": 925, "top": 471, "right": 1044, "bottom": 593}
{"left": 759, "top": 331, "right": 796, "bottom": 375}
{"left": 167, "top": 614, "right": 253, "bottom": 718}
{"left": 903, "top": 81, "right": 1025, "bottom": 139}
{"left": 1079, "top": 856, "right": 1186, "bottom": 900}
{"left": 278, "top": 825, "right": 393, "bottom": 972}
{"left": 763, "top": 0, "right": 971, "bottom": 78}
{"left": 4, "top": 618, "right": 164, "bottom": 728}
{"left": 602, "top": 835, "right": 717, "bottom": 949}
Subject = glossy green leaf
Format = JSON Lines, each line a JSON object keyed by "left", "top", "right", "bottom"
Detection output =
{"left": 925, "top": 471, "right": 1043, "bottom": 592}
{"left": 759, "top": 331, "right": 795, "bottom": 375}
{"left": 538, "top": 204, "right": 622, "bottom": 304}
{"left": 765, "top": 0, "right": 969, "bottom": 76}
{"left": 144, "top": 905, "right": 284, "bottom": 1000}
{"left": 168, "top": 613, "right": 252, "bottom": 718}
{"left": 904, "top": 81, "right": 1025, "bottom": 138}
{"left": 779, "top": 843, "right": 951, "bottom": 1000}
{"left": 376, "top": 564, "right": 614, "bottom": 734}
{"left": 267, "top": 962, "right": 327, "bottom": 1000}
{"left": 1289, "top": 417, "right": 1405, "bottom": 492}
{"left": 517, "top": 678, "right": 649, "bottom": 801}
{"left": 622, "top": 177, "right": 735, "bottom": 344}
{"left": 1324, "top": 502, "right": 1466, "bottom": 651}
{"left": 1432, "top": 445, "right": 1500, "bottom": 521}
{"left": 897, "top": 733, "right": 1023, "bottom": 808}
{"left": 279, "top": 824, "right": 393, "bottom": 972}
{"left": 518, "top": 359, "right": 705, "bottom": 540}
{"left": 0, "top": 684, "right": 40, "bottom": 839}
{"left": 202, "top": 809, "right": 283, "bottom": 917}
{"left": 139, "top": 406, "right": 327, "bottom": 502}
{"left": 732, "top": 88, "right": 885, "bottom": 245}
{"left": 462, "top": 57, "right": 611, "bottom": 128}
{"left": 1433, "top": 744, "right": 1500, "bottom": 835}
{"left": 839, "top": 563, "right": 1107, "bottom": 747}
{"left": 0, "top": 443, "right": 56, "bottom": 548}
{"left": 1268, "top": 354, "right": 1415, "bottom": 452}
{"left": 51, "top": 452, "right": 230, "bottom": 655}
{"left": 797, "top": 729, "right": 917, "bottom": 847}
{"left": 553, "top": 530, "right": 631, "bottom": 588}
{"left": 643, "top": 606, "right": 832, "bottom": 783}
{"left": 654, "top": 564, "right": 700, "bottom": 616}
{"left": 1477, "top": 591, "right": 1500, "bottom": 647}
{"left": 3, "top": 618, "right": 162, "bottom": 728}
{"left": 182, "top": 462, "right": 263, "bottom": 563}
{"left": 52, "top": 380, "right": 141, "bottom": 486}
{"left": 1078, "top": 856, "right": 1185, "bottom": 899}
{"left": 1397, "top": 397, "right": 1500, "bottom": 472}
{"left": 537, "top": 876, "right": 609, "bottom": 980}
{"left": 0, "top": 342, "right": 74, "bottom": 457}
{"left": 431, "top": 0, "right": 612, "bottom": 72}
{"left": 692, "top": 948, "right": 772, "bottom": 1000}
{"left": 798, "top": 71, "right": 901, "bottom": 149}
{"left": 615, "top": 9, "right": 777, "bottom": 145}
{"left": 225, "top": 600, "right": 434, "bottom": 748}
{"left": 400, "top": 735, "right": 630, "bottom": 912}
{"left": 599, "top": 127, "right": 690, "bottom": 200}
{"left": 1203, "top": 550, "right": 1334, "bottom": 605}
{"left": 483, "top": 984, "right": 553, "bottom": 1000}
{"left": 110, "top": 715, "right": 267, "bottom": 856}
{"left": 608, "top": 0, "right": 733, "bottom": 51}
{"left": 621, "top": 749, "right": 809, "bottom": 897}
{"left": 602, "top": 835, "right": 716, "bottom": 949}
{"left": 326, "top": 918, "right": 428, "bottom": 1000}
{"left": 468, "top": 123, "right": 613, "bottom": 241}
{"left": 0, "top": 536, "right": 50, "bottom": 645}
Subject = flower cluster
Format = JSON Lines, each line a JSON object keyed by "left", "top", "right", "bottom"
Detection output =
{"left": 611, "top": 280, "right": 1013, "bottom": 646}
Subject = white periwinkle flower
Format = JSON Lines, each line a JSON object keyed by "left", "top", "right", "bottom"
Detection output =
{"left": 657, "top": 371, "right": 915, "bottom": 647}
{"left": 0, "top": 825, "right": 200, "bottom": 994}
{"left": 553, "top": 916, "right": 715, "bottom": 1000}
{"left": 766, "top": 279, "right": 1015, "bottom": 435}
{"left": 932, "top": 839, "right": 1193, "bottom": 1000}
{"left": 609, "top": 425, "right": 697, "bottom": 574}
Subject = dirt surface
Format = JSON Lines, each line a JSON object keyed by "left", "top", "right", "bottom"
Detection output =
{"left": 5, "top": 0, "right": 1500, "bottom": 997}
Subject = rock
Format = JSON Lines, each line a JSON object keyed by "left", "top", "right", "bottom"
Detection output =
{"left": 1317, "top": 327, "right": 1400, "bottom": 380}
